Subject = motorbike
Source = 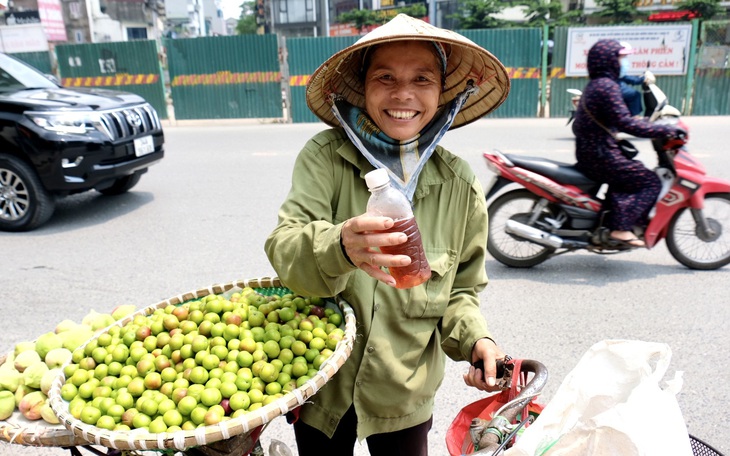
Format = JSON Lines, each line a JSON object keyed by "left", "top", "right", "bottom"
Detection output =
{"left": 483, "top": 72, "right": 730, "bottom": 270}
{"left": 565, "top": 88, "right": 582, "bottom": 125}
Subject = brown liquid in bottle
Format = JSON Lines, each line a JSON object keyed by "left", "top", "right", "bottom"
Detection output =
{"left": 379, "top": 217, "right": 431, "bottom": 289}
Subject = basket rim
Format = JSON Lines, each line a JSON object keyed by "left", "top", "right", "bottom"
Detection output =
{"left": 47, "top": 276, "right": 357, "bottom": 451}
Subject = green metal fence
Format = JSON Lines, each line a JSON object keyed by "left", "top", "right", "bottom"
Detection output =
{"left": 460, "top": 27, "right": 542, "bottom": 118}
{"left": 10, "top": 51, "right": 52, "bottom": 74}
{"left": 165, "top": 35, "right": 282, "bottom": 120}
{"left": 692, "top": 20, "right": 730, "bottom": 115}
{"left": 55, "top": 40, "right": 167, "bottom": 119}
{"left": 287, "top": 36, "right": 358, "bottom": 124}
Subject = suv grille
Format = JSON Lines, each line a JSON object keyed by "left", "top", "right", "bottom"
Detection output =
{"left": 99, "top": 104, "right": 161, "bottom": 141}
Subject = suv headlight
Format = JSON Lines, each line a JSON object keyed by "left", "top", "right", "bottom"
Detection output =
{"left": 26, "top": 111, "right": 105, "bottom": 136}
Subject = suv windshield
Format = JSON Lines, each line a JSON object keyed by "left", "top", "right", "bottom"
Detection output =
{"left": 0, "top": 53, "right": 58, "bottom": 92}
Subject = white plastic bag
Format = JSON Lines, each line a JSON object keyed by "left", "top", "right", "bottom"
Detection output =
{"left": 506, "top": 340, "right": 693, "bottom": 456}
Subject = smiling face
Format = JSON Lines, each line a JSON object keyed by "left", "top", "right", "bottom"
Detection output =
{"left": 363, "top": 41, "right": 443, "bottom": 141}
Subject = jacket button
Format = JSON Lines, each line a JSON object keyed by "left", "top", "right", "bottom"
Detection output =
{"left": 374, "top": 304, "right": 380, "bottom": 311}
{"left": 356, "top": 381, "right": 362, "bottom": 386}
{"left": 367, "top": 346, "right": 375, "bottom": 353}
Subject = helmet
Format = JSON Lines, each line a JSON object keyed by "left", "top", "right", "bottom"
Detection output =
{"left": 619, "top": 41, "right": 634, "bottom": 55}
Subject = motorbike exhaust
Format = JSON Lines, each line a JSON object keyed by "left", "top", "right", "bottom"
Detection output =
{"left": 505, "top": 220, "right": 566, "bottom": 249}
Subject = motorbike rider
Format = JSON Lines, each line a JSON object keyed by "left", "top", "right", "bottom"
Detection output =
{"left": 618, "top": 42, "right": 646, "bottom": 117}
{"left": 572, "top": 39, "right": 684, "bottom": 248}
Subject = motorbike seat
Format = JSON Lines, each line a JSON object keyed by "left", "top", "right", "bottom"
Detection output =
{"left": 505, "top": 154, "right": 597, "bottom": 187}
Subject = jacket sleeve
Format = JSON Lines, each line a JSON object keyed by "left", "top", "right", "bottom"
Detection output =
{"left": 439, "top": 175, "right": 493, "bottom": 362}
{"left": 588, "top": 77, "right": 677, "bottom": 140}
{"left": 620, "top": 75, "right": 644, "bottom": 86}
{"left": 264, "top": 133, "right": 358, "bottom": 298}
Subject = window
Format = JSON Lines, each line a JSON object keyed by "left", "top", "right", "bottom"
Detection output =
{"left": 127, "top": 27, "right": 148, "bottom": 40}
{"left": 69, "top": 2, "right": 82, "bottom": 19}
{"left": 277, "top": 0, "right": 314, "bottom": 24}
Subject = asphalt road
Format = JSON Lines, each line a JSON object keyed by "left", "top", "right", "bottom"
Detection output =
{"left": 1, "top": 116, "right": 729, "bottom": 455}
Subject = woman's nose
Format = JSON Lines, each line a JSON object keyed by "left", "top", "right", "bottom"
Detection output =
{"left": 390, "top": 81, "right": 414, "bottom": 100}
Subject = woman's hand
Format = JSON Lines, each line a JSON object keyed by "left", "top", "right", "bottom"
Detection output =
{"left": 341, "top": 215, "right": 411, "bottom": 287}
{"left": 463, "top": 338, "right": 506, "bottom": 392}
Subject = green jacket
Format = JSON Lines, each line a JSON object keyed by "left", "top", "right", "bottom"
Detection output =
{"left": 265, "top": 128, "right": 493, "bottom": 439}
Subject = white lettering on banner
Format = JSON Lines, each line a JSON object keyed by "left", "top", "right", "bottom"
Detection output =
{"left": 565, "top": 25, "right": 692, "bottom": 77}
{"left": 0, "top": 24, "right": 49, "bottom": 52}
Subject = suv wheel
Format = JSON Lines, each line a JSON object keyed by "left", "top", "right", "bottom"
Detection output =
{"left": 0, "top": 154, "right": 55, "bottom": 231}
{"left": 96, "top": 173, "right": 141, "bottom": 196}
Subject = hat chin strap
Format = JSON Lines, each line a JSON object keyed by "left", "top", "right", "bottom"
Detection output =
{"left": 330, "top": 83, "right": 477, "bottom": 202}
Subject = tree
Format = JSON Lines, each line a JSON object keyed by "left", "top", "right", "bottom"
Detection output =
{"left": 337, "top": 4, "right": 427, "bottom": 33}
{"left": 448, "top": 0, "right": 508, "bottom": 29}
{"left": 513, "top": 0, "right": 586, "bottom": 28}
{"left": 235, "top": 1, "right": 258, "bottom": 35}
{"left": 676, "top": 0, "right": 723, "bottom": 20}
{"left": 592, "top": 0, "right": 639, "bottom": 24}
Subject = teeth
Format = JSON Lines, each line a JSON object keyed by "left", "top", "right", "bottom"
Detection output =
{"left": 387, "top": 110, "right": 417, "bottom": 119}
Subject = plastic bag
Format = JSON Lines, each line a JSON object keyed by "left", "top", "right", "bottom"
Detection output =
{"left": 506, "top": 340, "right": 693, "bottom": 456}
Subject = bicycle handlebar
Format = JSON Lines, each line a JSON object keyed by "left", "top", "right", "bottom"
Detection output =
{"left": 470, "top": 359, "right": 549, "bottom": 455}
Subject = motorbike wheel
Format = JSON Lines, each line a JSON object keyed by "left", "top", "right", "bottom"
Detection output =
{"left": 487, "top": 189, "right": 555, "bottom": 268}
{"left": 666, "top": 193, "right": 730, "bottom": 270}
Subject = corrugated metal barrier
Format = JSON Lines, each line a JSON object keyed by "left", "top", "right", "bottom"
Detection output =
{"left": 55, "top": 40, "right": 167, "bottom": 119}
{"left": 460, "top": 27, "right": 542, "bottom": 118}
{"left": 692, "top": 20, "right": 730, "bottom": 115}
{"left": 287, "top": 36, "right": 358, "bottom": 124}
{"left": 10, "top": 51, "right": 52, "bottom": 74}
{"left": 165, "top": 35, "right": 281, "bottom": 120}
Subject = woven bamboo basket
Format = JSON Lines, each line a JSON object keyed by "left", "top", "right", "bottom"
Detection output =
{"left": 47, "top": 276, "right": 357, "bottom": 452}
{"left": 0, "top": 352, "right": 92, "bottom": 447}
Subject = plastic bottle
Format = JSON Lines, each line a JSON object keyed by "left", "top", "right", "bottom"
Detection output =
{"left": 365, "top": 168, "right": 431, "bottom": 289}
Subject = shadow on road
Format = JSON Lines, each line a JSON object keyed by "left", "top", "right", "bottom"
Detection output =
{"left": 12, "top": 191, "right": 155, "bottom": 235}
{"left": 484, "top": 254, "right": 721, "bottom": 285}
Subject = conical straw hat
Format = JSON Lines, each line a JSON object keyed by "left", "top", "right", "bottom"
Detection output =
{"left": 306, "top": 14, "right": 510, "bottom": 129}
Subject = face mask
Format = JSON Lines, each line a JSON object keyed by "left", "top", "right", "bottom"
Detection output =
{"left": 619, "top": 58, "right": 630, "bottom": 77}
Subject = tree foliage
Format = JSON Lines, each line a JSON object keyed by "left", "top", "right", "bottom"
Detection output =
{"left": 515, "top": 0, "right": 586, "bottom": 27}
{"left": 676, "top": 0, "right": 723, "bottom": 20}
{"left": 448, "top": 0, "right": 508, "bottom": 29}
{"left": 337, "top": 4, "right": 428, "bottom": 32}
{"left": 235, "top": 1, "right": 258, "bottom": 35}
{"left": 592, "top": 0, "right": 639, "bottom": 24}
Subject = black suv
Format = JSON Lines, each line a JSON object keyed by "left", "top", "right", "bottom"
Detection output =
{"left": 0, "top": 52, "right": 165, "bottom": 231}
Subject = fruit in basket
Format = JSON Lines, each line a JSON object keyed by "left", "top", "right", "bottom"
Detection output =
{"left": 45, "top": 347, "right": 73, "bottom": 368}
{"left": 40, "top": 402, "right": 60, "bottom": 424}
{"left": 55, "top": 288, "right": 345, "bottom": 433}
{"left": 112, "top": 305, "right": 137, "bottom": 321}
{"left": 14, "top": 342, "right": 36, "bottom": 357}
{"left": 0, "top": 368, "right": 21, "bottom": 392}
{"left": 19, "top": 390, "right": 46, "bottom": 420}
{"left": 23, "top": 362, "right": 49, "bottom": 389}
{"left": 14, "top": 350, "right": 41, "bottom": 372}
{"left": 0, "top": 391, "right": 14, "bottom": 420}
{"left": 35, "top": 332, "right": 64, "bottom": 360}
{"left": 55, "top": 319, "right": 79, "bottom": 334}
{"left": 82, "top": 309, "right": 116, "bottom": 331}
{"left": 60, "top": 327, "right": 96, "bottom": 352}
{"left": 40, "top": 368, "right": 62, "bottom": 395}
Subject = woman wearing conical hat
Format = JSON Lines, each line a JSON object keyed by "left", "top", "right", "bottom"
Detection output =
{"left": 266, "top": 14, "right": 510, "bottom": 455}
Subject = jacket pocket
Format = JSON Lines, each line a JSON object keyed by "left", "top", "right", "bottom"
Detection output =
{"left": 402, "top": 248, "right": 456, "bottom": 319}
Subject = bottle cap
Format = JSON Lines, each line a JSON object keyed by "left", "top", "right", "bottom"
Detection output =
{"left": 365, "top": 168, "right": 389, "bottom": 190}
